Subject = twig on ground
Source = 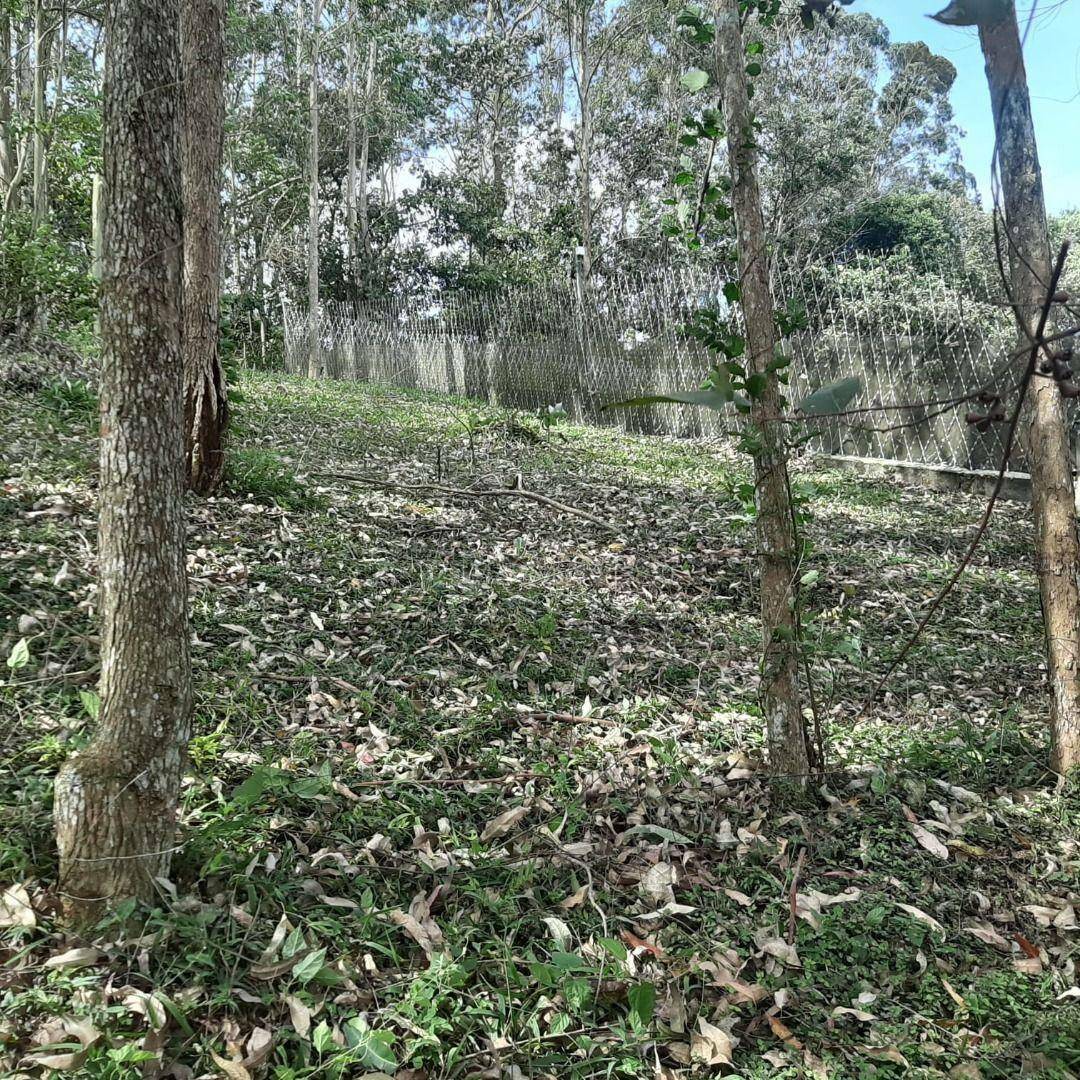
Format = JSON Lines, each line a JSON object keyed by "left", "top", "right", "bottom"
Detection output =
{"left": 320, "top": 470, "right": 623, "bottom": 533}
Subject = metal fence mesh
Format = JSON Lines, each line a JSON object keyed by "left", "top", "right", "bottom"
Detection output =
{"left": 283, "top": 260, "right": 1068, "bottom": 475}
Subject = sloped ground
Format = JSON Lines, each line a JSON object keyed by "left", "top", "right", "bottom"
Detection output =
{"left": 0, "top": 370, "right": 1077, "bottom": 1079}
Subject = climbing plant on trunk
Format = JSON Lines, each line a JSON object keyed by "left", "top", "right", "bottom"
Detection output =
{"left": 53, "top": 1, "right": 191, "bottom": 923}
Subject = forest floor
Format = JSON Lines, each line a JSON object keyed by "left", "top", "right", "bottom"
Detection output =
{"left": 1, "top": 370, "right": 1078, "bottom": 1080}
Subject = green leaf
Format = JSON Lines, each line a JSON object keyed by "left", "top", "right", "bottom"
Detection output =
{"left": 745, "top": 372, "right": 768, "bottom": 400}
{"left": 604, "top": 388, "right": 732, "bottom": 413}
{"left": 628, "top": 982, "right": 656, "bottom": 1026}
{"left": 342, "top": 1018, "right": 397, "bottom": 1072}
{"left": 311, "top": 1020, "right": 336, "bottom": 1053}
{"left": 599, "top": 937, "right": 628, "bottom": 962}
{"left": 680, "top": 67, "right": 709, "bottom": 92}
{"left": 673, "top": 170, "right": 695, "bottom": 187}
{"left": 6, "top": 637, "right": 30, "bottom": 671}
{"left": 291, "top": 948, "right": 327, "bottom": 984}
{"left": 745, "top": 61, "right": 762, "bottom": 76}
{"left": 551, "top": 951, "right": 588, "bottom": 972}
{"left": 79, "top": 689, "right": 101, "bottom": 719}
{"left": 797, "top": 376, "right": 862, "bottom": 417}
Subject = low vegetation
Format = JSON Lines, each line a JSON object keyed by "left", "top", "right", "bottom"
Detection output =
{"left": 2, "top": 373, "right": 1077, "bottom": 1079}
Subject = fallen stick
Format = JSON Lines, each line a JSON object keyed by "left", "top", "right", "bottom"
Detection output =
{"left": 320, "top": 470, "right": 622, "bottom": 534}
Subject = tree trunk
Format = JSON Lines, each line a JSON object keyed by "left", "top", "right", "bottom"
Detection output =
{"left": 307, "top": 0, "right": 322, "bottom": 379}
{"left": 358, "top": 40, "right": 376, "bottom": 271}
{"left": 54, "top": 0, "right": 190, "bottom": 924}
{"left": 345, "top": 0, "right": 357, "bottom": 291}
{"left": 1, "top": 12, "right": 14, "bottom": 220}
{"left": 181, "top": 0, "right": 228, "bottom": 495}
{"left": 977, "top": 3, "right": 1080, "bottom": 773}
{"left": 715, "top": 0, "right": 807, "bottom": 783}
{"left": 575, "top": 5, "right": 593, "bottom": 280}
{"left": 31, "top": 2, "right": 53, "bottom": 231}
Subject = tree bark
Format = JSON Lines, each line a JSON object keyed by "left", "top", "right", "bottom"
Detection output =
{"left": 977, "top": 3, "right": 1080, "bottom": 773}
{"left": 307, "top": 0, "right": 322, "bottom": 378}
{"left": 181, "top": 0, "right": 228, "bottom": 494}
{"left": 345, "top": 0, "right": 357, "bottom": 291}
{"left": 358, "top": 39, "right": 376, "bottom": 272}
{"left": 0, "top": 12, "right": 12, "bottom": 211}
{"left": 31, "top": 2, "right": 53, "bottom": 232}
{"left": 54, "top": 0, "right": 190, "bottom": 924}
{"left": 715, "top": 0, "right": 807, "bottom": 783}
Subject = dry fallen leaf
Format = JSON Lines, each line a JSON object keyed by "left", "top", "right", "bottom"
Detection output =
{"left": 211, "top": 1051, "right": 253, "bottom": 1080}
{"left": 284, "top": 995, "right": 312, "bottom": 1038}
{"left": 639, "top": 862, "right": 676, "bottom": 905}
{"left": 962, "top": 923, "right": 1010, "bottom": 951}
{"left": 0, "top": 883, "right": 35, "bottom": 928}
{"left": 767, "top": 1014, "right": 803, "bottom": 1050}
{"left": 559, "top": 884, "right": 590, "bottom": 910}
{"left": 910, "top": 822, "right": 950, "bottom": 860}
{"left": 44, "top": 947, "right": 102, "bottom": 971}
{"left": 895, "top": 902, "right": 945, "bottom": 939}
{"left": 480, "top": 805, "right": 529, "bottom": 842}
{"left": 691, "top": 1016, "right": 733, "bottom": 1066}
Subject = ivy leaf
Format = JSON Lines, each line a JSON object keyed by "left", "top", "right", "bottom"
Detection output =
{"left": 681, "top": 68, "right": 710, "bottom": 92}
{"left": 796, "top": 376, "right": 861, "bottom": 417}
{"left": 673, "top": 170, "right": 695, "bottom": 187}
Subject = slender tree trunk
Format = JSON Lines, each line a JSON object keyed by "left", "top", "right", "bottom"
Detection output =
{"left": 976, "top": 3, "right": 1080, "bottom": 773}
{"left": 358, "top": 39, "right": 376, "bottom": 270}
{"left": 575, "top": 6, "right": 593, "bottom": 280}
{"left": 345, "top": 0, "right": 357, "bottom": 291}
{"left": 307, "top": 0, "right": 322, "bottom": 378}
{"left": 1, "top": 12, "right": 14, "bottom": 219}
{"left": 54, "top": 0, "right": 190, "bottom": 924}
{"left": 181, "top": 0, "right": 228, "bottom": 494}
{"left": 90, "top": 173, "right": 104, "bottom": 280}
{"left": 31, "top": 2, "right": 52, "bottom": 231}
{"left": 715, "top": 0, "right": 807, "bottom": 783}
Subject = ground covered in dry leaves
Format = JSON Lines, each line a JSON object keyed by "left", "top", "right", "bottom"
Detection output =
{"left": 1, "top": 371, "right": 1078, "bottom": 1079}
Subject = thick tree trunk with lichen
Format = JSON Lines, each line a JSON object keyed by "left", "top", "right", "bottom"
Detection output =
{"left": 53, "top": 1, "right": 191, "bottom": 923}
{"left": 181, "top": 0, "right": 228, "bottom": 494}
{"left": 715, "top": 0, "right": 807, "bottom": 783}
{"left": 976, "top": 3, "right": 1080, "bottom": 773}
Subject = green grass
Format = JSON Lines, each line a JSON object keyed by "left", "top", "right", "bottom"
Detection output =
{"left": 0, "top": 371, "right": 1077, "bottom": 1079}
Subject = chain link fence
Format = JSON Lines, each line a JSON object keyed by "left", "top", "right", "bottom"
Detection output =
{"left": 283, "top": 259, "right": 1068, "bottom": 476}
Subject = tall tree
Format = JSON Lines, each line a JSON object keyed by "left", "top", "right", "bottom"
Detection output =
{"left": 716, "top": 0, "right": 807, "bottom": 783}
{"left": 307, "top": 0, "right": 322, "bottom": 377}
{"left": 934, "top": 0, "right": 1080, "bottom": 773}
{"left": 181, "top": 0, "right": 228, "bottom": 494}
{"left": 53, "top": 1, "right": 191, "bottom": 922}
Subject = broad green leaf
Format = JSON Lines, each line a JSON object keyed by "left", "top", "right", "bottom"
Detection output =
{"left": 797, "top": 376, "right": 861, "bottom": 417}
{"left": 681, "top": 67, "right": 709, "bottom": 92}
{"left": 628, "top": 982, "right": 656, "bottom": 1026}
{"left": 79, "top": 690, "right": 101, "bottom": 719}
{"left": 6, "top": 637, "right": 30, "bottom": 671}
{"left": 311, "top": 1020, "right": 336, "bottom": 1053}
{"left": 605, "top": 389, "right": 731, "bottom": 413}
{"left": 342, "top": 1018, "right": 397, "bottom": 1072}
{"left": 599, "top": 937, "right": 628, "bottom": 962}
{"left": 291, "top": 947, "right": 327, "bottom": 984}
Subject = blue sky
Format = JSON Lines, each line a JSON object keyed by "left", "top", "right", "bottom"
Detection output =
{"left": 848, "top": 0, "right": 1079, "bottom": 214}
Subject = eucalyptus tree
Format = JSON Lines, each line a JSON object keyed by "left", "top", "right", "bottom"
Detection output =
{"left": 54, "top": 0, "right": 191, "bottom": 922}
{"left": 182, "top": 0, "right": 229, "bottom": 493}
